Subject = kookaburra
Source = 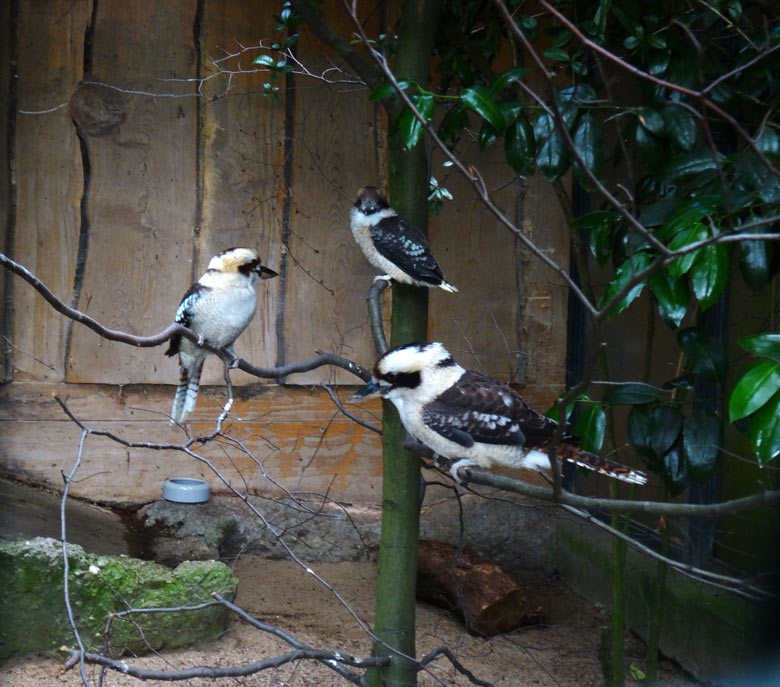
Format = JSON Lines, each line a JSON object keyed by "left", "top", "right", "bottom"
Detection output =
{"left": 166, "top": 247, "right": 277, "bottom": 424}
{"left": 349, "top": 341, "right": 647, "bottom": 485}
{"left": 350, "top": 186, "right": 457, "bottom": 292}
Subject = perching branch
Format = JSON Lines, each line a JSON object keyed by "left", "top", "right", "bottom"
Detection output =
{"left": 0, "top": 251, "right": 370, "bottom": 383}
{"left": 402, "top": 437, "right": 780, "bottom": 518}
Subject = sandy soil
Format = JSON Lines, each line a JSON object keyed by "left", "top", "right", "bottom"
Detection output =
{"left": 2, "top": 557, "right": 694, "bottom": 687}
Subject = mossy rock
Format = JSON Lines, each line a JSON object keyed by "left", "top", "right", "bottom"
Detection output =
{"left": 0, "top": 537, "right": 237, "bottom": 659}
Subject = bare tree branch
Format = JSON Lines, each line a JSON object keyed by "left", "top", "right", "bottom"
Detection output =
{"left": 537, "top": 0, "right": 780, "bottom": 179}
{"left": 0, "top": 251, "right": 370, "bottom": 382}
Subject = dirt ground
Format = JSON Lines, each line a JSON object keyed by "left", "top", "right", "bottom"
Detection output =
{"left": 1, "top": 556, "right": 695, "bottom": 687}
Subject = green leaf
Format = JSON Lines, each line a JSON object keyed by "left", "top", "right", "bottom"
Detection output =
{"left": 573, "top": 111, "right": 603, "bottom": 184}
{"left": 504, "top": 115, "right": 535, "bottom": 175}
{"left": 660, "top": 440, "right": 689, "bottom": 495}
{"left": 755, "top": 124, "right": 780, "bottom": 162}
{"left": 534, "top": 113, "right": 568, "bottom": 181}
{"left": 661, "top": 105, "right": 696, "bottom": 151}
{"left": 543, "top": 47, "right": 570, "bottom": 62}
{"left": 657, "top": 196, "right": 719, "bottom": 242}
{"left": 690, "top": 243, "right": 729, "bottom": 310}
{"left": 573, "top": 403, "right": 606, "bottom": 453}
{"left": 638, "top": 107, "right": 665, "bottom": 136}
{"left": 649, "top": 268, "right": 690, "bottom": 327}
{"left": 252, "top": 54, "right": 275, "bottom": 66}
{"left": 598, "top": 251, "right": 652, "bottom": 315}
{"left": 739, "top": 227, "right": 773, "bottom": 292}
{"left": 648, "top": 406, "right": 684, "bottom": 457}
{"left": 628, "top": 406, "right": 658, "bottom": 466}
{"left": 369, "top": 79, "right": 412, "bottom": 101}
{"left": 478, "top": 120, "right": 498, "bottom": 149}
{"left": 667, "top": 223, "right": 708, "bottom": 278}
{"left": 489, "top": 67, "right": 530, "bottom": 95}
{"left": 603, "top": 382, "right": 664, "bottom": 405}
{"left": 438, "top": 106, "right": 467, "bottom": 144}
{"left": 574, "top": 211, "right": 617, "bottom": 266}
{"left": 683, "top": 408, "right": 721, "bottom": 482}
{"left": 394, "top": 93, "right": 434, "bottom": 149}
{"left": 648, "top": 51, "right": 671, "bottom": 76}
{"left": 750, "top": 388, "right": 780, "bottom": 463}
{"left": 461, "top": 86, "right": 505, "bottom": 132}
{"left": 677, "top": 327, "right": 727, "bottom": 381}
{"left": 664, "top": 151, "right": 724, "bottom": 182}
{"left": 729, "top": 359, "right": 780, "bottom": 421}
{"left": 635, "top": 123, "right": 664, "bottom": 169}
{"left": 739, "top": 334, "right": 780, "bottom": 364}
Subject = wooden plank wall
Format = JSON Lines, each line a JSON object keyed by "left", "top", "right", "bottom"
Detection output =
{"left": 0, "top": 0, "right": 570, "bottom": 503}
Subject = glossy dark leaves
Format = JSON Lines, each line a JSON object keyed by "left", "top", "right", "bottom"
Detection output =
{"left": 461, "top": 85, "right": 505, "bottom": 133}
{"left": 604, "top": 382, "right": 664, "bottom": 405}
{"left": 394, "top": 93, "right": 434, "bottom": 149}
{"left": 572, "top": 402, "right": 606, "bottom": 453}
{"left": 729, "top": 359, "right": 780, "bottom": 422}
{"left": 648, "top": 269, "right": 690, "bottom": 327}
{"left": 677, "top": 327, "right": 727, "bottom": 381}
{"left": 534, "top": 113, "right": 568, "bottom": 181}
{"left": 504, "top": 114, "right": 535, "bottom": 175}
{"left": 598, "top": 251, "right": 652, "bottom": 315}
{"left": 683, "top": 408, "right": 721, "bottom": 482}
{"left": 739, "top": 333, "right": 780, "bottom": 364}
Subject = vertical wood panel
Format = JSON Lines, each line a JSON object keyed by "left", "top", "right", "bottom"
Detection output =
{"left": 428, "top": 148, "right": 521, "bottom": 380}
{"left": 196, "top": 0, "right": 284, "bottom": 385}
{"left": 0, "top": 0, "right": 12, "bottom": 381}
{"left": 12, "top": 0, "right": 91, "bottom": 381}
{"left": 282, "top": 15, "right": 381, "bottom": 384}
{"left": 66, "top": 0, "right": 198, "bottom": 383}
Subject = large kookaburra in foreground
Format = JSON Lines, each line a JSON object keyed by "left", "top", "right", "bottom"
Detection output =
{"left": 349, "top": 341, "right": 647, "bottom": 485}
{"left": 350, "top": 186, "right": 457, "bottom": 292}
{"left": 166, "top": 247, "right": 277, "bottom": 424}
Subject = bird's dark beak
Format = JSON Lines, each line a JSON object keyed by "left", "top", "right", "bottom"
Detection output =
{"left": 348, "top": 380, "right": 383, "bottom": 402}
{"left": 259, "top": 265, "right": 278, "bottom": 280}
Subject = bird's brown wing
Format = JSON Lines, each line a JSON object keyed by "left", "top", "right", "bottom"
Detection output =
{"left": 422, "top": 370, "right": 557, "bottom": 447}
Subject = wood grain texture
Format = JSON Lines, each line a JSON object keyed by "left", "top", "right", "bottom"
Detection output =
{"left": 0, "top": 0, "right": 11, "bottom": 381}
{"left": 281, "top": 18, "right": 382, "bottom": 384}
{"left": 428, "top": 145, "right": 523, "bottom": 381}
{"left": 196, "top": 1, "right": 284, "bottom": 384}
{"left": 0, "top": 383, "right": 384, "bottom": 504}
{"left": 65, "top": 0, "right": 198, "bottom": 384}
{"left": 11, "top": 0, "right": 91, "bottom": 382}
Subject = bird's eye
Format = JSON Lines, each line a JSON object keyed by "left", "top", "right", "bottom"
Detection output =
{"left": 382, "top": 372, "right": 397, "bottom": 384}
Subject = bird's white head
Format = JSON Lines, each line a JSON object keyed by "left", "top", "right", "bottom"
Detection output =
{"left": 207, "top": 247, "right": 278, "bottom": 282}
{"left": 348, "top": 341, "right": 464, "bottom": 404}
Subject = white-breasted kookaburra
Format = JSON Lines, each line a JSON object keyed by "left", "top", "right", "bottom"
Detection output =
{"left": 349, "top": 341, "right": 647, "bottom": 485}
{"left": 349, "top": 186, "right": 457, "bottom": 292}
{"left": 166, "top": 247, "right": 277, "bottom": 424}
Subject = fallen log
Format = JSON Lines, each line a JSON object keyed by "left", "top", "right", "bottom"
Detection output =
{"left": 416, "top": 539, "right": 547, "bottom": 636}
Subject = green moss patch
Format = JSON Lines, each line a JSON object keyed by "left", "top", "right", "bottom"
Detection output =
{"left": 0, "top": 537, "right": 237, "bottom": 659}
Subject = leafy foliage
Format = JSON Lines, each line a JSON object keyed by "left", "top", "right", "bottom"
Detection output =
{"left": 365, "top": 0, "right": 779, "bottom": 476}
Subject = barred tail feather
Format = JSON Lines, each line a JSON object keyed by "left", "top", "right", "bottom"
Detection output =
{"left": 558, "top": 445, "right": 647, "bottom": 485}
{"left": 170, "top": 361, "right": 203, "bottom": 424}
{"left": 438, "top": 281, "right": 458, "bottom": 293}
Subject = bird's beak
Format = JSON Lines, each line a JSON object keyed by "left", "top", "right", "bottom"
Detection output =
{"left": 259, "top": 265, "right": 278, "bottom": 280}
{"left": 348, "top": 380, "right": 383, "bottom": 403}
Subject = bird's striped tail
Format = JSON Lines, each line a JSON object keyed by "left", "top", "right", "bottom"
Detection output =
{"left": 170, "top": 361, "right": 203, "bottom": 425}
{"left": 557, "top": 444, "right": 647, "bottom": 485}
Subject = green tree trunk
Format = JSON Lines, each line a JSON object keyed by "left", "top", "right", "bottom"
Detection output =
{"left": 364, "top": 3, "right": 442, "bottom": 684}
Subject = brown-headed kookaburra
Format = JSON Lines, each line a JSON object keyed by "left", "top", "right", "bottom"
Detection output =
{"left": 166, "top": 247, "right": 277, "bottom": 424}
{"left": 349, "top": 341, "right": 647, "bottom": 485}
{"left": 350, "top": 186, "right": 457, "bottom": 292}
